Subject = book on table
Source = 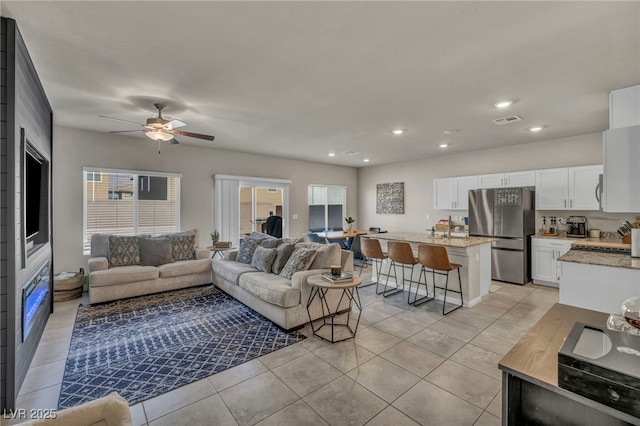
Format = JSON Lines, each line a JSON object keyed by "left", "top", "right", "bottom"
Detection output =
{"left": 321, "top": 272, "right": 353, "bottom": 283}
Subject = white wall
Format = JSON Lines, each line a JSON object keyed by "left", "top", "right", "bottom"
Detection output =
{"left": 358, "top": 132, "right": 636, "bottom": 233}
{"left": 52, "top": 126, "right": 358, "bottom": 273}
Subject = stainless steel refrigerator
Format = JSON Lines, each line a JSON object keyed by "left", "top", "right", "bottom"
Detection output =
{"left": 469, "top": 187, "right": 535, "bottom": 285}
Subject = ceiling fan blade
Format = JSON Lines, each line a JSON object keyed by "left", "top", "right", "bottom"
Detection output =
{"left": 99, "top": 115, "right": 145, "bottom": 127}
{"left": 109, "top": 130, "right": 144, "bottom": 134}
{"left": 167, "top": 119, "right": 186, "bottom": 129}
{"left": 171, "top": 129, "right": 215, "bottom": 141}
{"left": 168, "top": 138, "right": 180, "bottom": 145}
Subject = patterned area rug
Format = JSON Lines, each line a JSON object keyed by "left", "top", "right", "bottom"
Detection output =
{"left": 58, "top": 285, "right": 305, "bottom": 409}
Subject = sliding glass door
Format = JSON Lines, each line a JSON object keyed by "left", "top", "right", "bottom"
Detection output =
{"left": 239, "top": 186, "right": 284, "bottom": 236}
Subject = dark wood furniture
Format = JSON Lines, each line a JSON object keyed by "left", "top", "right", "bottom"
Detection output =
{"left": 499, "top": 303, "right": 639, "bottom": 425}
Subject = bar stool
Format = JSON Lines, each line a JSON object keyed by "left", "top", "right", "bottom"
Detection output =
{"left": 385, "top": 241, "right": 419, "bottom": 298}
{"left": 359, "top": 238, "right": 388, "bottom": 288}
{"left": 413, "top": 244, "right": 463, "bottom": 315}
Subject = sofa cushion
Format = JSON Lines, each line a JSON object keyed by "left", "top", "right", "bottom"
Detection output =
{"left": 170, "top": 233, "right": 196, "bottom": 261}
{"left": 108, "top": 236, "right": 141, "bottom": 267}
{"left": 260, "top": 238, "right": 282, "bottom": 249}
{"left": 279, "top": 248, "right": 317, "bottom": 279}
{"left": 236, "top": 237, "right": 260, "bottom": 264}
{"left": 212, "top": 259, "right": 258, "bottom": 285}
{"left": 91, "top": 234, "right": 111, "bottom": 258}
{"left": 272, "top": 243, "right": 295, "bottom": 275}
{"left": 239, "top": 273, "right": 301, "bottom": 308}
{"left": 138, "top": 237, "right": 173, "bottom": 266}
{"left": 91, "top": 265, "right": 159, "bottom": 287}
{"left": 158, "top": 258, "right": 212, "bottom": 278}
{"left": 251, "top": 246, "right": 277, "bottom": 273}
{"left": 312, "top": 243, "right": 341, "bottom": 269}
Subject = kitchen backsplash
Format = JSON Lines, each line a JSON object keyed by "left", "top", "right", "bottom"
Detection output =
{"left": 535, "top": 211, "right": 638, "bottom": 235}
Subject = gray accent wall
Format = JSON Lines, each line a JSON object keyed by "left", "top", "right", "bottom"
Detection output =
{"left": 1, "top": 17, "right": 53, "bottom": 410}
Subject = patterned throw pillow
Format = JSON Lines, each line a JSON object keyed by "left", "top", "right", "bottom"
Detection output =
{"left": 260, "top": 238, "right": 282, "bottom": 249}
{"left": 138, "top": 237, "right": 173, "bottom": 266}
{"left": 171, "top": 233, "right": 196, "bottom": 261}
{"left": 272, "top": 243, "right": 295, "bottom": 275}
{"left": 251, "top": 246, "right": 277, "bottom": 273}
{"left": 236, "top": 237, "right": 261, "bottom": 264}
{"left": 108, "top": 236, "right": 141, "bottom": 267}
{"left": 279, "top": 248, "right": 317, "bottom": 279}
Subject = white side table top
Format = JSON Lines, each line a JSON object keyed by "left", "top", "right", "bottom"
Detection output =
{"left": 307, "top": 274, "right": 362, "bottom": 289}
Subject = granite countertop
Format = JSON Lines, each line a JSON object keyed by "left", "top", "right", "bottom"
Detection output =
{"left": 360, "top": 232, "right": 495, "bottom": 248}
{"left": 558, "top": 250, "right": 640, "bottom": 270}
{"left": 533, "top": 232, "right": 623, "bottom": 245}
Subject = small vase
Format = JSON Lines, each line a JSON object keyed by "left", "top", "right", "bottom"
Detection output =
{"left": 346, "top": 224, "right": 352, "bottom": 232}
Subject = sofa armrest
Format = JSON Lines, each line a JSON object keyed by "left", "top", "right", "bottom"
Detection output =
{"left": 88, "top": 256, "right": 109, "bottom": 273}
{"left": 224, "top": 250, "right": 238, "bottom": 261}
{"left": 195, "top": 247, "right": 210, "bottom": 260}
{"left": 340, "top": 250, "right": 354, "bottom": 273}
{"left": 291, "top": 269, "right": 328, "bottom": 290}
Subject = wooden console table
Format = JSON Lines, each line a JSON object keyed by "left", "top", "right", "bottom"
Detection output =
{"left": 499, "top": 303, "right": 639, "bottom": 425}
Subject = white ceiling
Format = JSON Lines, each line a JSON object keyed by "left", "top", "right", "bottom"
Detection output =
{"left": 2, "top": 1, "right": 639, "bottom": 167}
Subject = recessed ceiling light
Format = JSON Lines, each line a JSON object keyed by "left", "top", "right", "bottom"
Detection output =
{"left": 529, "top": 126, "right": 543, "bottom": 132}
{"left": 328, "top": 152, "right": 335, "bottom": 157}
{"left": 494, "top": 100, "right": 513, "bottom": 108}
{"left": 439, "top": 143, "right": 449, "bottom": 148}
{"left": 392, "top": 129, "right": 404, "bottom": 135}
{"left": 443, "top": 129, "right": 458, "bottom": 135}
{"left": 363, "top": 158, "right": 370, "bottom": 162}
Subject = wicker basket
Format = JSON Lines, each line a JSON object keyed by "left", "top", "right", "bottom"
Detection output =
{"left": 53, "top": 272, "right": 84, "bottom": 302}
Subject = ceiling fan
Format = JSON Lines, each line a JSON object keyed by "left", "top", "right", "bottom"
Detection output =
{"left": 100, "top": 103, "right": 215, "bottom": 145}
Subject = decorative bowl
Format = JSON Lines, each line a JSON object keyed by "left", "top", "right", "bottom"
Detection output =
{"left": 621, "top": 296, "right": 640, "bottom": 329}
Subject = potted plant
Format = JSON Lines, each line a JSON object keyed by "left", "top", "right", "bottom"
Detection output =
{"left": 345, "top": 216, "right": 355, "bottom": 232}
{"left": 211, "top": 230, "right": 220, "bottom": 246}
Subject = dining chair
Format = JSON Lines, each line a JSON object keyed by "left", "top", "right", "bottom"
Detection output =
{"left": 305, "top": 232, "right": 324, "bottom": 243}
{"left": 350, "top": 234, "right": 365, "bottom": 271}
{"left": 385, "top": 241, "right": 419, "bottom": 298}
{"left": 413, "top": 244, "right": 463, "bottom": 314}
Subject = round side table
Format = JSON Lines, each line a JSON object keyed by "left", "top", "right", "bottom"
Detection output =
{"left": 207, "top": 246, "right": 237, "bottom": 259}
{"left": 306, "top": 274, "right": 362, "bottom": 343}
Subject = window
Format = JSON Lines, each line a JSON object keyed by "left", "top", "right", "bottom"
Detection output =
{"left": 83, "top": 168, "right": 181, "bottom": 254}
{"left": 308, "top": 185, "right": 346, "bottom": 231}
{"left": 86, "top": 171, "right": 102, "bottom": 182}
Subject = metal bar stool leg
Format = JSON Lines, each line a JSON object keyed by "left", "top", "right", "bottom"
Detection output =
{"left": 442, "top": 268, "right": 463, "bottom": 315}
{"left": 411, "top": 266, "right": 434, "bottom": 306}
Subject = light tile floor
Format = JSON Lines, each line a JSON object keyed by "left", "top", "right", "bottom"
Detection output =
{"left": 10, "top": 270, "right": 559, "bottom": 426}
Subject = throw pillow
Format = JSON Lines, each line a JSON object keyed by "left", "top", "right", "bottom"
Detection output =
{"left": 279, "top": 248, "right": 317, "bottom": 279}
{"left": 310, "top": 243, "right": 341, "bottom": 269}
{"left": 90, "top": 234, "right": 110, "bottom": 258}
{"left": 251, "top": 246, "right": 277, "bottom": 273}
{"left": 260, "top": 238, "right": 282, "bottom": 249}
{"left": 171, "top": 233, "right": 196, "bottom": 261}
{"left": 108, "top": 236, "right": 141, "bottom": 267}
{"left": 236, "top": 235, "right": 264, "bottom": 264}
{"left": 138, "top": 237, "right": 173, "bottom": 266}
{"left": 272, "top": 243, "right": 295, "bottom": 274}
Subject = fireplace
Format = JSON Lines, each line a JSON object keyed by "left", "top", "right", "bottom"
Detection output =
{"left": 21, "top": 262, "right": 50, "bottom": 342}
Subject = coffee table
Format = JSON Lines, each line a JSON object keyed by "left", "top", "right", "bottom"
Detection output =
{"left": 306, "top": 274, "right": 362, "bottom": 343}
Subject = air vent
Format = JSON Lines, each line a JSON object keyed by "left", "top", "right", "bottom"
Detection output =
{"left": 492, "top": 115, "right": 522, "bottom": 125}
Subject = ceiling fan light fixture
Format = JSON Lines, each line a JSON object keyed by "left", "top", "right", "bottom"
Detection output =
{"left": 145, "top": 129, "right": 174, "bottom": 142}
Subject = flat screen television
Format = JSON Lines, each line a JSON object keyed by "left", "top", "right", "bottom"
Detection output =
{"left": 24, "top": 141, "right": 49, "bottom": 249}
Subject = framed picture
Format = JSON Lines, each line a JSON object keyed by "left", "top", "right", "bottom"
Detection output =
{"left": 376, "top": 182, "right": 404, "bottom": 214}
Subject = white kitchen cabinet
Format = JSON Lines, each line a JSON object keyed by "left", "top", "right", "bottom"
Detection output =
{"left": 433, "top": 176, "right": 477, "bottom": 210}
{"left": 603, "top": 126, "right": 640, "bottom": 212}
{"left": 535, "top": 165, "right": 602, "bottom": 211}
{"left": 477, "top": 171, "right": 535, "bottom": 189}
{"left": 567, "top": 165, "right": 602, "bottom": 210}
{"left": 609, "top": 84, "right": 640, "bottom": 129}
{"left": 531, "top": 238, "right": 572, "bottom": 287}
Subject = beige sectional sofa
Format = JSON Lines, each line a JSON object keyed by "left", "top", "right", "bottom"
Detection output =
{"left": 212, "top": 233, "right": 354, "bottom": 330}
{"left": 88, "top": 230, "right": 212, "bottom": 304}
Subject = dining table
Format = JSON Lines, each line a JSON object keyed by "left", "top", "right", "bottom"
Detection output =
{"left": 314, "top": 229, "right": 375, "bottom": 240}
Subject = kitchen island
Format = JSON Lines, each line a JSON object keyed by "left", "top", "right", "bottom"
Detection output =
{"left": 558, "top": 250, "right": 640, "bottom": 314}
{"left": 360, "top": 232, "right": 494, "bottom": 307}
{"left": 499, "top": 303, "right": 638, "bottom": 425}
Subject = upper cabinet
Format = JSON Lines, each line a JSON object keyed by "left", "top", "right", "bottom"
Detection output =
{"left": 603, "top": 126, "right": 640, "bottom": 212}
{"left": 535, "top": 165, "right": 602, "bottom": 210}
{"left": 433, "top": 176, "right": 477, "bottom": 210}
{"left": 610, "top": 85, "right": 640, "bottom": 129}
{"left": 477, "top": 171, "right": 535, "bottom": 189}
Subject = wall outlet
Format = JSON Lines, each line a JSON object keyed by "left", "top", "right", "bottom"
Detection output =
{"left": 292, "top": 214, "right": 298, "bottom": 220}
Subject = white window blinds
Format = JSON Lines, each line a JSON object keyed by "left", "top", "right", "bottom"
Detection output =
{"left": 83, "top": 169, "right": 180, "bottom": 254}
